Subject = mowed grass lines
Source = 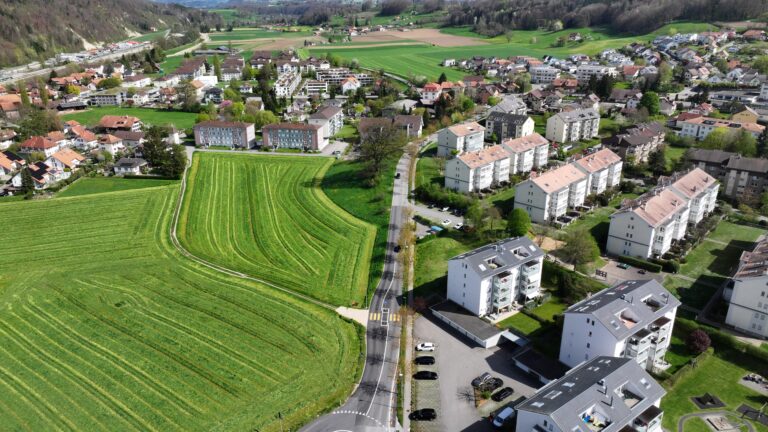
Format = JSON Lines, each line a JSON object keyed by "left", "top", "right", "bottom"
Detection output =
{"left": 0, "top": 186, "right": 363, "bottom": 431}
{"left": 178, "top": 153, "right": 376, "bottom": 306}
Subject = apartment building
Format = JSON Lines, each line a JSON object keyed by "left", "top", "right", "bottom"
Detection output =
{"left": 193, "top": 121, "right": 256, "bottom": 149}
{"left": 487, "top": 94, "right": 528, "bottom": 116}
{"left": 560, "top": 280, "right": 680, "bottom": 372}
{"left": 576, "top": 64, "right": 618, "bottom": 83}
{"left": 315, "top": 68, "right": 373, "bottom": 86}
{"left": 546, "top": 108, "right": 600, "bottom": 143}
{"left": 90, "top": 88, "right": 126, "bottom": 106}
{"left": 444, "top": 145, "right": 511, "bottom": 192}
{"left": 274, "top": 71, "right": 302, "bottom": 98}
{"left": 485, "top": 112, "right": 534, "bottom": 142}
{"left": 436, "top": 122, "right": 485, "bottom": 158}
{"left": 529, "top": 65, "right": 561, "bottom": 84}
{"left": 515, "top": 356, "right": 666, "bottom": 432}
{"left": 446, "top": 237, "right": 544, "bottom": 317}
{"left": 307, "top": 106, "right": 344, "bottom": 140}
{"left": 172, "top": 57, "right": 206, "bottom": 79}
{"left": 724, "top": 235, "right": 768, "bottom": 338}
{"left": 514, "top": 164, "right": 588, "bottom": 224}
{"left": 262, "top": 123, "right": 324, "bottom": 150}
{"left": 688, "top": 149, "right": 768, "bottom": 199}
{"left": 501, "top": 133, "right": 549, "bottom": 175}
{"left": 606, "top": 169, "right": 718, "bottom": 258}
{"left": 678, "top": 116, "right": 764, "bottom": 140}
{"left": 573, "top": 148, "right": 623, "bottom": 195}
{"left": 603, "top": 122, "right": 666, "bottom": 164}
{"left": 761, "top": 82, "right": 768, "bottom": 100}
{"left": 304, "top": 80, "right": 328, "bottom": 96}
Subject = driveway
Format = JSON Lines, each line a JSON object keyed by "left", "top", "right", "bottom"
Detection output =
{"left": 413, "top": 312, "right": 539, "bottom": 432}
{"left": 598, "top": 258, "right": 665, "bottom": 286}
{"left": 412, "top": 202, "right": 465, "bottom": 228}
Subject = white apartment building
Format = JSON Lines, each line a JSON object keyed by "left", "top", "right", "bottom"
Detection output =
{"left": 515, "top": 356, "right": 666, "bottom": 432}
{"left": 606, "top": 168, "right": 718, "bottom": 258}
{"left": 560, "top": 280, "right": 680, "bottom": 372}
{"left": 573, "top": 148, "right": 623, "bottom": 195}
{"left": 514, "top": 164, "right": 588, "bottom": 224}
{"left": 529, "top": 65, "right": 561, "bottom": 84}
{"left": 723, "top": 235, "right": 768, "bottom": 338}
{"left": 501, "top": 133, "right": 549, "bottom": 175}
{"left": 546, "top": 108, "right": 600, "bottom": 143}
{"left": 576, "top": 64, "right": 618, "bottom": 83}
{"left": 444, "top": 145, "right": 510, "bottom": 193}
{"left": 307, "top": 106, "right": 344, "bottom": 141}
{"left": 315, "top": 68, "right": 373, "bottom": 86}
{"left": 446, "top": 237, "right": 544, "bottom": 317}
{"left": 437, "top": 122, "right": 485, "bottom": 158}
{"left": 678, "top": 117, "right": 765, "bottom": 140}
{"left": 90, "top": 89, "right": 126, "bottom": 106}
{"left": 304, "top": 80, "right": 328, "bottom": 96}
{"left": 193, "top": 121, "right": 256, "bottom": 149}
{"left": 274, "top": 71, "right": 302, "bottom": 98}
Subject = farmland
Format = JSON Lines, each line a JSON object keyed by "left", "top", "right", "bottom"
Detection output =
{"left": 0, "top": 185, "right": 363, "bottom": 431}
{"left": 58, "top": 177, "right": 179, "bottom": 198}
{"left": 61, "top": 107, "right": 197, "bottom": 130}
{"left": 208, "top": 28, "right": 313, "bottom": 42}
{"left": 177, "top": 153, "right": 376, "bottom": 306}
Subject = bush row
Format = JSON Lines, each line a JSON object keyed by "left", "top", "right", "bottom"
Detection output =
{"left": 123, "top": 174, "right": 181, "bottom": 181}
{"left": 674, "top": 317, "right": 768, "bottom": 365}
{"left": 617, "top": 255, "right": 662, "bottom": 272}
{"left": 656, "top": 348, "right": 714, "bottom": 387}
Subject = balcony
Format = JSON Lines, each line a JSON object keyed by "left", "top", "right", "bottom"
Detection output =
{"left": 521, "top": 261, "right": 540, "bottom": 275}
{"left": 633, "top": 405, "right": 663, "bottom": 432}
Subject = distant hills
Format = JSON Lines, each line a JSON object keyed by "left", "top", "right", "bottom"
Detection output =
{"left": 0, "top": 0, "right": 223, "bottom": 68}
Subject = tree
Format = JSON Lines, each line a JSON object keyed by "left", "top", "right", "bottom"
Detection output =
{"left": 759, "top": 192, "right": 768, "bottom": 216}
{"left": 437, "top": 72, "right": 447, "bottom": 84}
{"left": 465, "top": 201, "right": 485, "bottom": 232}
{"left": 758, "top": 127, "right": 768, "bottom": 158}
{"left": 504, "top": 31, "right": 514, "bottom": 43}
{"left": 648, "top": 146, "right": 667, "bottom": 176}
{"left": 179, "top": 81, "right": 199, "bottom": 113}
{"left": 251, "top": 110, "right": 279, "bottom": 129}
{"left": 212, "top": 55, "right": 222, "bottom": 80}
{"left": 358, "top": 124, "right": 407, "bottom": 182}
{"left": 726, "top": 129, "right": 757, "bottom": 157}
{"left": 686, "top": 329, "right": 711, "bottom": 354}
{"left": 19, "top": 168, "right": 34, "bottom": 198}
{"left": 97, "top": 77, "right": 122, "bottom": 89}
{"left": 507, "top": 208, "right": 531, "bottom": 237}
{"left": 753, "top": 56, "right": 768, "bottom": 75}
{"left": 64, "top": 84, "right": 80, "bottom": 95}
{"left": 142, "top": 126, "right": 170, "bottom": 167}
{"left": 18, "top": 83, "right": 30, "bottom": 108}
{"left": 38, "top": 80, "right": 49, "bottom": 106}
{"left": 559, "top": 228, "right": 600, "bottom": 266}
{"left": 596, "top": 74, "right": 614, "bottom": 99}
{"left": 700, "top": 128, "right": 729, "bottom": 150}
{"left": 639, "top": 91, "right": 660, "bottom": 116}
{"left": 164, "top": 144, "right": 188, "bottom": 179}
{"left": 513, "top": 73, "right": 532, "bottom": 93}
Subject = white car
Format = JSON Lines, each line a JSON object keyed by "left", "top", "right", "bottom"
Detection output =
{"left": 441, "top": 219, "right": 451, "bottom": 226}
{"left": 454, "top": 223, "right": 463, "bottom": 230}
{"left": 416, "top": 342, "right": 435, "bottom": 352}
{"left": 440, "top": 206, "right": 449, "bottom": 212}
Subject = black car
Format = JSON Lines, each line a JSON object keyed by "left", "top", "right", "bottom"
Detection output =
{"left": 479, "top": 377, "right": 504, "bottom": 393}
{"left": 414, "top": 356, "right": 435, "bottom": 365}
{"left": 471, "top": 372, "right": 492, "bottom": 388}
{"left": 394, "top": 245, "right": 401, "bottom": 253}
{"left": 409, "top": 408, "right": 437, "bottom": 421}
{"left": 414, "top": 371, "right": 438, "bottom": 380}
{"left": 395, "top": 172, "right": 401, "bottom": 179}
{"left": 491, "top": 387, "right": 514, "bottom": 402}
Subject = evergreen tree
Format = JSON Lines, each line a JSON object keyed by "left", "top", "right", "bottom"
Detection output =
{"left": 639, "top": 91, "right": 660, "bottom": 116}
{"left": 18, "top": 83, "right": 30, "bottom": 108}
{"left": 437, "top": 72, "right": 447, "bottom": 83}
{"left": 20, "top": 168, "right": 34, "bottom": 198}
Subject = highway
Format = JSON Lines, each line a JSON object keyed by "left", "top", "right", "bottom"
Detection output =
{"left": 302, "top": 153, "right": 413, "bottom": 432}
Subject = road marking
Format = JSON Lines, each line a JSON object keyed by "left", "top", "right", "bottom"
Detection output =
{"left": 381, "top": 308, "right": 389, "bottom": 327}
{"left": 366, "top": 260, "right": 397, "bottom": 418}
{"left": 369, "top": 312, "right": 380, "bottom": 320}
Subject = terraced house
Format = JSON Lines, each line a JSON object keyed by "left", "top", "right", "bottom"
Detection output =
{"left": 514, "top": 164, "right": 588, "bottom": 224}
{"left": 560, "top": 280, "right": 680, "bottom": 372}
{"left": 606, "top": 168, "right": 718, "bottom": 258}
{"left": 515, "top": 356, "right": 666, "bottom": 432}
{"left": 444, "top": 145, "right": 510, "bottom": 193}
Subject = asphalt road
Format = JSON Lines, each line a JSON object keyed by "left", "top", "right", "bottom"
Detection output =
{"left": 302, "top": 153, "right": 412, "bottom": 432}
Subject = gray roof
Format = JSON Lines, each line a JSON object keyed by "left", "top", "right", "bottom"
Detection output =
{"left": 488, "top": 95, "right": 527, "bottom": 114}
{"left": 564, "top": 280, "right": 680, "bottom": 340}
{"left": 431, "top": 300, "right": 503, "bottom": 341}
{"left": 116, "top": 158, "right": 147, "bottom": 168}
{"left": 687, "top": 148, "right": 734, "bottom": 165}
{"left": 555, "top": 108, "right": 599, "bottom": 122}
{"left": 309, "top": 106, "right": 342, "bottom": 120}
{"left": 516, "top": 356, "right": 666, "bottom": 432}
{"left": 450, "top": 237, "right": 544, "bottom": 279}
{"left": 725, "top": 155, "right": 768, "bottom": 174}
{"left": 487, "top": 111, "right": 529, "bottom": 125}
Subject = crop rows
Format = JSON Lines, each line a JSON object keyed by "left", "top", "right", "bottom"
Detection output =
{"left": 177, "top": 153, "right": 376, "bottom": 306}
{"left": 0, "top": 183, "right": 363, "bottom": 431}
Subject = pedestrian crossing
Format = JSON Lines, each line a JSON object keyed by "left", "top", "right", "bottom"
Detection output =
{"left": 369, "top": 311, "right": 401, "bottom": 322}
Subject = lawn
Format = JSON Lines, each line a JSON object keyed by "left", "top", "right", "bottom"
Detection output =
{"left": 177, "top": 153, "right": 376, "bottom": 306}
{"left": 209, "top": 28, "right": 312, "bottom": 42}
{"left": 61, "top": 107, "right": 197, "bottom": 130}
{"left": 0, "top": 184, "right": 363, "bottom": 431}
{"left": 333, "top": 123, "right": 359, "bottom": 141}
{"left": 665, "top": 146, "right": 688, "bottom": 171}
{"left": 415, "top": 152, "right": 442, "bottom": 189}
{"left": 58, "top": 177, "right": 178, "bottom": 198}
{"left": 413, "top": 234, "right": 484, "bottom": 299}
{"left": 498, "top": 312, "right": 543, "bottom": 335}
{"left": 678, "top": 221, "right": 763, "bottom": 282}
{"left": 664, "top": 275, "right": 720, "bottom": 310}
{"left": 322, "top": 158, "right": 396, "bottom": 300}
{"left": 559, "top": 193, "right": 638, "bottom": 249}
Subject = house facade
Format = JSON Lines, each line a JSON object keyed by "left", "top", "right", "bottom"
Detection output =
{"left": 678, "top": 117, "right": 764, "bottom": 140}
{"left": 514, "top": 164, "right": 588, "bottom": 224}
{"left": 262, "top": 123, "right": 324, "bottom": 150}
{"left": 444, "top": 145, "right": 511, "bottom": 193}
{"left": 307, "top": 106, "right": 344, "bottom": 143}
{"left": 546, "top": 109, "right": 600, "bottom": 143}
{"left": 193, "top": 121, "right": 255, "bottom": 149}
{"left": 501, "top": 133, "right": 549, "bottom": 175}
{"left": 724, "top": 235, "right": 768, "bottom": 338}
{"left": 688, "top": 149, "right": 768, "bottom": 199}
{"left": 573, "top": 148, "right": 623, "bottom": 196}
{"left": 485, "top": 112, "right": 534, "bottom": 142}
{"left": 437, "top": 122, "right": 485, "bottom": 158}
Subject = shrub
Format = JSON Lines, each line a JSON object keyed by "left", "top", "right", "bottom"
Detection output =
{"left": 686, "top": 329, "right": 711, "bottom": 354}
{"left": 543, "top": 261, "right": 606, "bottom": 304}
{"left": 617, "top": 255, "right": 662, "bottom": 272}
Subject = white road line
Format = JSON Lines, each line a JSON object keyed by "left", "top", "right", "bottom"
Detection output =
{"left": 366, "top": 259, "right": 397, "bottom": 417}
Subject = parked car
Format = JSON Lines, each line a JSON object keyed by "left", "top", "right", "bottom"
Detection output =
{"left": 409, "top": 408, "right": 437, "bottom": 421}
{"left": 414, "top": 356, "right": 435, "bottom": 365}
{"left": 441, "top": 206, "right": 449, "bottom": 212}
{"left": 332, "top": 150, "right": 342, "bottom": 155}
{"left": 441, "top": 219, "right": 451, "bottom": 226}
{"left": 453, "top": 222, "right": 463, "bottom": 230}
{"left": 395, "top": 172, "right": 401, "bottom": 179}
{"left": 492, "top": 407, "right": 516, "bottom": 428}
{"left": 491, "top": 387, "right": 514, "bottom": 402}
{"left": 471, "top": 372, "right": 493, "bottom": 388}
{"left": 394, "top": 245, "right": 401, "bottom": 253}
{"left": 416, "top": 342, "right": 435, "bottom": 352}
{"left": 617, "top": 262, "right": 630, "bottom": 269}
{"left": 479, "top": 378, "right": 504, "bottom": 393}
{"left": 414, "top": 371, "right": 438, "bottom": 380}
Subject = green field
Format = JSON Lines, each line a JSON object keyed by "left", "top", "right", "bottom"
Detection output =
{"left": 0, "top": 184, "right": 363, "bottom": 431}
{"left": 209, "top": 28, "right": 313, "bottom": 42}
{"left": 177, "top": 153, "right": 376, "bottom": 306}
{"left": 59, "top": 177, "right": 179, "bottom": 198}
{"left": 61, "top": 107, "right": 197, "bottom": 130}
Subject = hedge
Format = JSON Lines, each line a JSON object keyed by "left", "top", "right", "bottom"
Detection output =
{"left": 123, "top": 174, "right": 181, "bottom": 181}
{"left": 674, "top": 317, "right": 768, "bottom": 364}
{"left": 617, "top": 255, "right": 662, "bottom": 272}
{"left": 659, "top": 348, "right": 714, "bottom": 388}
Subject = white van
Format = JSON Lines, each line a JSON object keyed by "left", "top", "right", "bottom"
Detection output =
{"left": 492, "top": 407, "right": 516, "bottom": 428}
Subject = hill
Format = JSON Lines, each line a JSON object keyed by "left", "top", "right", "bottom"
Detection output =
{"left": 0, "top": 0, "right": 223, "bottom": 67}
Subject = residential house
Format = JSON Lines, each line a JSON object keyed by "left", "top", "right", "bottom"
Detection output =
{"left": 687, "top": 149, "right": 768, "bottom": 199}
{"left": 304, "top": 80, "right": 328, "bottom": 96}
{"left": 113, "top": 131, "right": 145, "bottom": 148}
{"left": 610, "top": 89, "right": 644, "bottom": 110}
{"left": 90, "top": 88, "right": 126, "bottom": 106}
{"left": 221, "top": 56, "right": 245, "bottom": 81}
{"left": 341, "top": 76, "right": 361, "bottom": 93}
{"left": 514, "top": 164, "right": 588, "bottom": 223}
{"left": 437, "top": 122, "right": 485, "bottom": 158}
{"left": 99, "top": 115, "right": 142, "bottom": 133}
{"left": 20, "top": 136, "right": 63, "bottom": 157}
{"left": 732, "top": 106, "right": 759, "bottom": 124}
{"left": 485, "top": 112, "right": 534, "bottom": 143}
{"left": 11, "top": 161, "right": 62, "bottom": 189}
{"left": 515, "top": 356, "right": 666, "bottom": 432}
{"left": 69, "top": 126, "right": 99, "bottom": 150}
{"left": 723, "top": 235, "right": 768, "bottom": 338}
{"left": 45, "top": 148, "right": 85, "bottom": 173}
{"left": 678, "top": 116, "right": 764, "bottom": 140}
{"left": 419, "top": 82, "right": 442, "bottom": 105}
{"left": 393, "top": 115, "right": 423, "bottom": 138}
{"left": 573, "top": 148, "right": 623, "bottom": 195}
{"left": 560, "top": 279, "right": 680, "bottom": 372}
{"left": 446, "top": 237, "right": 544, "bottom": 316}
{"left": 307, "top": 106, "right": 344, "bottom": 143}
{"left": 172, "top": 57, "right": 206, "bottom": 79}
{"left": 529, "top": 65, "right": 561, "bottom": 84}
{"left": 501, "top": 133, "right": 549, "bottom": 175}
{"left": 603, "top": 123, "right": 666, "bottom": 164}
{"left": 274, "top": 71, "right": 302, "bottom": 98}
{"left": 526, "top": 89, "right": 563, "bottom": 113}
{"left": 262, "top": 123, "right": 324, "bottom": 150}
{"left": 98, "top": 134, "right": 125, "bottom": 157}
{"left": 546, "top": 108, "right": 600, "bottom": 143}
{"left": 114, "top": 158, "right": 148, "bottom": 176}
{"left": 0, "top": 150, "right": 24, "bottom": 178}
{"left": 123, "top": 74, "right": 152, "bottom": 88}
{"left": 576, "top": 64, "right": 618, "bottom": 83}
{"left": 193, "top": 121, "right": 255, "bottom": 149}
{"left": 0, "top": 129, "right": 16, "bottom": 150}
{"left": 487, "top": 95, "right": 527, "bottom": 116}
{"left": 444, "top": 145, "right": 511, "bottom": 193}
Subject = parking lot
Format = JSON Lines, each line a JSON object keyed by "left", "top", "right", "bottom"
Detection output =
{"left": 411, "top": 312, "right": 540, "bottom": 432}
{"left": 597, "top": 259, "right": 665, "bottom": 286}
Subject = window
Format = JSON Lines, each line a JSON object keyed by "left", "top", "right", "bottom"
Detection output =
{"left": 589, "top": 331, "right": 592, "bottom": 337}
{"left": 587, "top": 343, "right": 591, "bottom": 348}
